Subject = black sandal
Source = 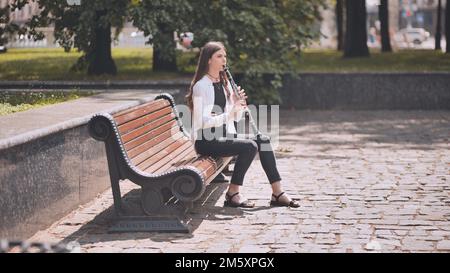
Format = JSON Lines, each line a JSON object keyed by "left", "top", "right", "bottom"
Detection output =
{"left": 270, "top": 192, "right": 300, "bottom": 208}
{"left": 224, "top": 192, "right": 255, "bottom": 208}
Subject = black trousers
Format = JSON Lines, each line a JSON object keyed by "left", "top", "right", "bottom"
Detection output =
{"left": 194, "top": 134, "right": 282, "bottom": 186}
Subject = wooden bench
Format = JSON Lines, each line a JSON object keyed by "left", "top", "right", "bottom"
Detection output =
{"left": 88, "top": 93, "right": 232, "bottom": 232}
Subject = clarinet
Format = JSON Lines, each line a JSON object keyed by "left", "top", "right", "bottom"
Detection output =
{"left": 223, "top": 65, "right": 262, "bottom": 138}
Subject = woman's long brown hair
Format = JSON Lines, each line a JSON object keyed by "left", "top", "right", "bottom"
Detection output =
{"left": 186, "top": 41, "right": 231, "bottom": 112}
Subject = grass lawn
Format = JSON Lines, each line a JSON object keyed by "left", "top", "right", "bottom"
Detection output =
{"left": 0, "top": 47, "right": 196, "bottom": 81}
{"left": 0, "top": 47, "right": 449, "bottom": 81}
{"left": 0, "top": 90, "right": 94, "bottom": 116}
{"left": 295, "top": 49, "right": 450, "bottom": 72}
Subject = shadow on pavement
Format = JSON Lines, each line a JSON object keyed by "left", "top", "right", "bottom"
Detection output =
{"left": 57, "top": 181, "right": 265, "bottom": 246}
{"left": 270, "top": 110, "right": 450, "bottom": 161}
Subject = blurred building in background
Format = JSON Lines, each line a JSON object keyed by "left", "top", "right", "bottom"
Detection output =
{"left": 1, "top": 0, "right": 40, "bottom": 25}
{"left": 317, "top": 0, "right": 446, "bottom": 50}
{"left": 1, "top": 0, "right": 53, "bottom": 47}
{"left": 367, "top": 0, "right": 446, "bottom": 34}
{"left": 367, "top": 0, "right": 446, "bottom": 49}
{"left": 1, "top": 0, "right": 147, "bottom": 48}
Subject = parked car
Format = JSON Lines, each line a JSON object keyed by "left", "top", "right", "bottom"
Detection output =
{"left": 180, "top": 32, "right": 194, "bottom": 48}
{"left": 395, "top": 28, "right": 430, "bottom": 45}
{"left": 0, "top": 45, "right": 7, "bottom": 53}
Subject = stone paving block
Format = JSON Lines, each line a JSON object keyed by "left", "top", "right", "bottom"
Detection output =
{"left": 407, "top": 229, "right": 429, "bottom": 236}
{"left": 372, "top": 238, "right": 402, "bottom": 248}
{"left": 436, "top": 241, "right": 450, "bottom": 251}
{"left": 86, "top": 246, "right": 123, "bottom": 253}
{"left": 121, "top": 248, "right": 163, "bottom": 253}
{"left": 402, "top": 238, "right": 435, "bottom": 251}
{"left": 111, "top": 240, "right": 138, "bottom": 249}
{"left": 315, "top": 234, "right": 337, "bottom": 245}
{"left": 399, "top": 220, "right": 433, "bottom": 226}
{"left": 359, "top": 219, "right": 399, "bottom": 225}
{"left": 238, "top": 245, "right": 272, "bottom": 253}
{"left": 300, "top": 226, "right": 331, "bottom": 234}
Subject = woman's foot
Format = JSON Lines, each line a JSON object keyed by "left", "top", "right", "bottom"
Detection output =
{"left": 224, "top": 191, "right": 255, "bottom": 208}
{"left": 270, "top": 192, "right": 300, "bottom": 208}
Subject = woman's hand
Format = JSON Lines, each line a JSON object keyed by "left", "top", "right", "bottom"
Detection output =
{"left": 230, "top": 86, "right": 248, "bottom": 110}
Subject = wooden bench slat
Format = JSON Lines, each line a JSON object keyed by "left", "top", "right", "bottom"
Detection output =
{"left": 194, "top": 156, "right": 230, "bottom": 181}
{"left": 130, "top": 131, "right": 184, "bottom": 166}
{"left": 118, "top": 106, "right": 173, "bottom": 134}
{"left": 143, "top": 140, "right": 193, "bottom": 174}
{"left": 114, "top": 99, "right": 166, "bottom": 117}
{"left": 126, "top": 122, "right": 179, "bottom": 159}
{"left": 124, "top": 121, "right": 181, "bottom": 152}
{"left": 121, "top": 112, "right": 176, "bottom": 144}
{"left": 156, "top": 145, "right": 197, "bottom": 174}
{"left": 162, "top": 150, "right": 199, "bottom": 174}
{"left": 190, "top": 156, "right": 209, "bottom": 169}
{"left": 169, "top": 150, "right": 229, "bottom": 179}
{"left": 171, "top": 148, "right": 198, "bottom": 168}
{"left": 202, "top": 157, "right": 229, "bottom": 181}
{"left": 137, "top": 137, "right": 189, "bottom": 172}
{"left": 196, "top": 157, "right": 218, "bottom": 175}
{"left": 114, "top": 99, "right": 170, "bottom": 125}
{"left": 186, "top": 157, "right": 216, "bottom": 181}
{"left": 171, "top": 150, "right": 198, "bottom": 168}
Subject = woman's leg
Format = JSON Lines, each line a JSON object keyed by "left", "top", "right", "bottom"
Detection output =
{"left": 195, "top": 138, "right": 258, "bottom": 186}
{"left": 252, "top": 134, "right": 300, "bottom": 207}
{"left": 195, "top": 138, "right": 258, "bottom": 206}
{"left": 252, "top": 134, "right": 282, "bottom": 184}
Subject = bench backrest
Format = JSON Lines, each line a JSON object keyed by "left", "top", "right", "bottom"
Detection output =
{"left": 112, "top": 97, "right": 197, "bottom": 175}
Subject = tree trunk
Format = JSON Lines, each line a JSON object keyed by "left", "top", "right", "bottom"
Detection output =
{"left": 87, "top": 10, "right": 117, "bottom": 75}
{"left": 446, "top": 0, "right": 450, "bottom": 53}
{"left": 344, "top": 0, "right": 369, "bottom": 58}
{"left": 336, "top": 0, "right": 344, "bottom": 51}
{"left": 379, "top": 0, "right": 392, "bottom": 52}
{"left": 0, "top": 6, "right": 10, "bottom": 46}
{"left": 153, "top": 25, "right": 177, "bottom": 72}
{"left": 435, "top": 0, "right": 442, "bottom": 50}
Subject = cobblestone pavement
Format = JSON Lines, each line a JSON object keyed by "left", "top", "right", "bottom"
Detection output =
{"left": 28, "top": 110, "right": 450, "bottom": 253}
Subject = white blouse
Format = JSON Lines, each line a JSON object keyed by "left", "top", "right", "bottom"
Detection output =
{"left": 191, "top": 75, "right": 244, "bottom": 142}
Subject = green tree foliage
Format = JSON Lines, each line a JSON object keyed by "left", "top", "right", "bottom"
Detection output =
{"left": 6, "top": 0, "right": 325, "bottom": 104}
{"left": 24, "top": 0, "right": 129, "bottom": 75}
{"left": 130, "top": 0, "right": 192, "bottom": 71}
{"left": 188, "top": 0, "right": 325, "bottom": 105}
{"left": 0, "top": 1, "right": 27, "bottom": 47}
{"left": 0, "top": 4, "right": 11, "bottom": 46}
